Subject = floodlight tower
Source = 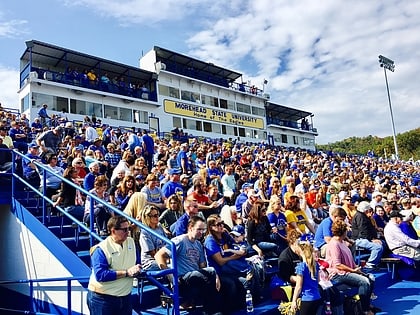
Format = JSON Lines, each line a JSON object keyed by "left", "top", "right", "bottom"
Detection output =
{"left": 378, "top": 55, "right": 399, "bottom": 160}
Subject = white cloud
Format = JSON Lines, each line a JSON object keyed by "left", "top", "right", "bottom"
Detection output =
{"left": 1, "top": 0, "right": 419, "bottom": 145}
{"left": 0, "top": 65, "right": 20, "bottom": 109}
{"left": 0, "top": 19, "right": 27, "bottom": 37}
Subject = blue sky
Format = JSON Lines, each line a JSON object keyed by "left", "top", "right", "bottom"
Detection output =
{"left": 1, "top": 0, "right": 419, "bottom": 145}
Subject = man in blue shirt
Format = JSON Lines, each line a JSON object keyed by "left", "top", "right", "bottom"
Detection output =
{"left": 141, "top": 129, "right": 155, "bottom": 172}
{"left": 314, "top": 206, "right": 347, "bottom": 257}
{"left": 162, "top": 168, "right": 184, "bottom": 199}
{"left": 172, "top": 197, "right": 199, "bottom": 236}
{"left": 22, "top": 142, "right": 42, "bottom": 188}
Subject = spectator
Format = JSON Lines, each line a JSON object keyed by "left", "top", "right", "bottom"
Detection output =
{"left": 52, "top": 166, "right": 85, "bottom": 221}
{"left": 83, "top": 161, "right": 102, "bottom": 192}
{"left": 114, "top": 175, "right": 136, "bottom": 210}
{"left": 37, "top": 104, "right": 51, "bottom": 127}
{"left": 290, "top": 241, "right": 323, "bottom": 315}
{"left": 284, "top": 195, "right": 315, "bottom": 235}
{"left": 161, "top": 168, "right": 184, "bottom": 199}
{"left": 84, "top": 175, "right": 111, "bottom": 236}
{"left": 176, "top": 143, "right": 189, "bottom": 174}
{"left": 384, "top": 210, "right": 420, "bottom": 261}
{"left": 36, "top": 126, "right": 62, "bottom": 154}
{"left": 154, "top": 216, "right": 223, "bottom": 314}
{"left": 22, "top": 142, "right": 42, "bottom": 188}
{"left": 41, "top": 153, "right": 64, "bottom": 200}
{"left": 325, "top": 220, "right": 377, "bottom": 315}
{"left": 9, "top": 121, "right": 28, "bottom": 152}
{"left": 172, "top": 197, "right": 200, "bottom": 236}
{"left": 247, "top": 204, "right": 279, "bottom": 257}
{"left": 87, "top": 216, "right": 141, "bottom": 315}
{"left": 139, "top": 205, "right": 167, "bottom": 271}
{"left": 159, "top": 194, "right": 184, "bottom": 237}
{"left": 351, "top": 201, "right": 384, "bottom": 269}
{"left": 314, "top": 206, "right": 349, "bottom": 258}
{"left": 141, "top": 129, "right": 155, "bottom": 172}
{"left": 141, "top": 174, "right": 166, "bottom": 210}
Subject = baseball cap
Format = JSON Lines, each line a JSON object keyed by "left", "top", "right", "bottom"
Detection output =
{"left": 357, "top": 201, "right": 372, "bottom": 213}
{"left": 230, "top": 225, "right": 245, "bottom": 237}
{"left": 168, "top": 168, "right": 182, "bottom": 175}
{"left": 241, "top": 183, "right": 252, "bottom": 190}
{"left": 28, "top": 142, "right": 39, "bottom": 149}
{"left": 389, "top": 210, "right": 404, "bottom": 219}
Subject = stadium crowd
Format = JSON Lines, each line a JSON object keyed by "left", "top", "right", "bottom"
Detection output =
{"left": 1, "top": 105, "right": 420, "bottom": 315}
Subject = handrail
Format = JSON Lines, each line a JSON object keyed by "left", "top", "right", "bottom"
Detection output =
{"left": 0, "top": 275, "right": 89, "bottom": 315}
{"left": 10, "top": 149, "right": 180, "bottom": 315}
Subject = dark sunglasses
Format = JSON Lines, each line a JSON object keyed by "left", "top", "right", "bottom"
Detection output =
{"left": 114, "top": 227, "right": 130, "bottom": 232}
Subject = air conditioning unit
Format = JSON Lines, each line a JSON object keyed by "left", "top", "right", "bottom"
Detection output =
{"left": 263, "top": 93, "right": 270, "bottom": 100}
{"left": 29, "top": 71, "right": 38, "bottom": 79}
{"left": 155, "top": 61, "right": 167, "bottom": 73}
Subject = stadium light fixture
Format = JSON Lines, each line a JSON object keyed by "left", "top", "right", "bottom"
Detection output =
{"left": 378, "top": 55, "right": 398, "bottom": 160}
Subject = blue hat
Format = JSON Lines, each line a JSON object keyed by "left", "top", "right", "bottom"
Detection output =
{"left": 241, "top": 183, "right": 252, "bottom": 190}
{"left": 231, "top": 225, "right": 245, "bottom": 236}
{"left": 28, "top": 142, "right": 39, "bottom": 149}
{"left": 168, "top": 168, "right": 182, "bottom": 175}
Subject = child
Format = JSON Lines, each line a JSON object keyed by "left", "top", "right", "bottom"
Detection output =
{"left": 220, "top": 225, "right": 251, "bottom": 275}
{"left": 290, "top": 241, "right": 323, "bottom": 315}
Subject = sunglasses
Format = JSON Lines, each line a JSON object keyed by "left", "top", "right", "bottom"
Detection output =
{"left": 215, "top": 222, "right": 224, "bottom": 227}
{"left": 114, "top": 227, "right": 130, "bottom": 232}
{"left": 148, "top": 214, "right": 159, "bottom": 218}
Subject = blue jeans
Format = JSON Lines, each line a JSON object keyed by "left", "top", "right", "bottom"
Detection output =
{"left": 179, "top": 267, "right": 221, "bottom": 313}
{"left": 87, "top": 290, "right": 132, "bottom": 315}
{"left": 355, "top": 238, "right": 383, "bottom": 265}
{"left": 331, "top": 272, "right": 373, "bottom": 312}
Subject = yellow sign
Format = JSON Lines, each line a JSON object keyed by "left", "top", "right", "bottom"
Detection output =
{"left": 164, "top": 100, "right": 264, "bottom": 129}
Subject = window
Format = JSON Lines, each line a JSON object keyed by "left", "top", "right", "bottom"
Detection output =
{"left": 159, "top": 84, "right": 180, "bottom": 98}
{"left": 293, "top": 136, "right": 299, "bottom": 145}
{"left": 236, "top": 102, "right": 251, "bottom": 114}
{"left": 32, "top": 93, "right": 68, "bottom": 112}
{"left": 202, "top": 95, "right": 219, "bottom": 107}
{"left": 181, "top": 90, "right": 200, "bottom": 103}
{"left": 238, "top": 127, "right": 246, "bottom": 137}
{"left": 184, "top": 118, "right": 202, "bottom": 131}
{"left": 104, "top": 105, "right": 118, "bottom": 119}
{"left": 86, "top": 102, "right": 102, "bottom": 117}
{"left": 21, "top": 93, "right": 30, "bottom": 112}
{"left": 120, "top": 108, "right": 132, "bottom": 121}
{"left": 173, "top": 116, "right": 182, "bottom": 128}
{"left": 222, "top": 124, "right": 237, "bottom": 137}
{"left": 134, "top": 110, "right": 148, "bottom": 124}
{"left": 252, "top": 106, "right": 265, "bottom": 117}
{"left": 282, "top": 134, "right": 288, "bottom": 144}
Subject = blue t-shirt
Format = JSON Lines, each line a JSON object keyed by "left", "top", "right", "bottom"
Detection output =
{"left": 314, "top": 217, "right": 333, "bottom": 249}
{"left": 267, "top": 212, "right": 287, "bottom": 238}
{"left": 295, "top": 262, "right": 321, "bottom": 302}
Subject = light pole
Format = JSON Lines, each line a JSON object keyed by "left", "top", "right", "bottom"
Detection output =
{"left": 378, "top": 55, "right": 399, "bottom": 160}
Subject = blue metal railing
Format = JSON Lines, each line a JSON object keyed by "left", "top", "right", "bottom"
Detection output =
{"left": 0, "top": 276, "right": 89, "bottom": 315}
{"left": 8, "top": 149, "right": 180, "bottom": 315}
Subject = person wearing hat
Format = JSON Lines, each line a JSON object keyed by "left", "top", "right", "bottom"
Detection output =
{"left": 351, "top": 201, "right": 384, "bottom": 269}
{"left": 370, "top": 191, "right": 384, "bottom": 209}
{"left": 22, "top": 142, "right": 42, "bottom": 188}
{"left": 234, "top": 182, "right": 252, "bottom": 215}
{"left": 162, "top": 168, "right": 184, "bottom": 199}
{"left": 384, "top": 210, "right": 420, "bottom": 261}
{"left": 88, "top": 138, "right": 106, "bottom": 156}
{"left": 176, "top": 143, "right": 189, "bottom": 175}
{"left": 37, "top": 103, "right": 51, "bottom": 127}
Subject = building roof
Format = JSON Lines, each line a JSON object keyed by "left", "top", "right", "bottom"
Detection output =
{"left": 153, "top": 46, "right": 242, "bottom": 84}
{"left": 265, "top": 102, "right": 313, "bottom": 121}
{"left": 21, "top": 40, "right": 156, "bottom": 84}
